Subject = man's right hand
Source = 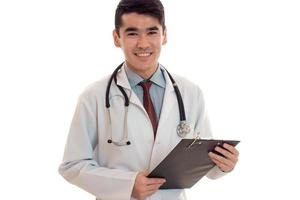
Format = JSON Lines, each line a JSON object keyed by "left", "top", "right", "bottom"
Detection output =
{"left": 132, "top": 171, "right": 166, "bottom": 200}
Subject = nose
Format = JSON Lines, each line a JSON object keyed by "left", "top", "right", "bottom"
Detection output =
{"left": 136, "top": 34, "right": 150, "bottom": 49}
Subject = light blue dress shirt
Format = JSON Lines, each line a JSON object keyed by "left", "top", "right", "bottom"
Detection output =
{"left": 125, "top": 64, "right": 166, "bottom": 120}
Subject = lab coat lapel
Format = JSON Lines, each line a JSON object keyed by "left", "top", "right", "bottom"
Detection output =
{"left": 114, "top": 65, "right": 131, "bottom": 91}
{"left": 156, "top": 68, "right": 176, "bottom": 134}
{"left": 148, "top": 68, "right": 179, "bottom": 171}
{"left": 115, "top": 66, "right": 146, "bottom": 112}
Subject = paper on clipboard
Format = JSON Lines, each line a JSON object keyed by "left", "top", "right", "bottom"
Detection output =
{"left": 148, "top": 139, "right": 240, "bottom": 189}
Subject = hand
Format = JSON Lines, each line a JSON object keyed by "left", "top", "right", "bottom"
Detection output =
{"left": 132, "top": 171, "right": 166, "bottom": 200}
{"left": 208, "top": 143, "right": 239, "bottom": 172}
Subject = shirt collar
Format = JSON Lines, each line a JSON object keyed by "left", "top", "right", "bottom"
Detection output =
{"left": 125, "top": 63, "right": 166, "bottom": 88}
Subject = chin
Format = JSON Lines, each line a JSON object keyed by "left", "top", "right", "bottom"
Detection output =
{"left": 132, "top": 60, "right": 151, "bottom": 68}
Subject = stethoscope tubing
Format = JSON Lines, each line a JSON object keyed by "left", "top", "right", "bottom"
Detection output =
{"left": 106, "top": 63, "right": 186, "bottom": 120}
{"left": 105, "top": 62, "right": 189, "bottom": 145}
{"left": 164, "top": 69, "right": 186, "bottom": 121}
{"left": 105, "top": 63, "right": 129, "bottom": 108}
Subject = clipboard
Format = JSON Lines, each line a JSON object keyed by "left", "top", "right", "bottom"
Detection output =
{"left": 148, "top": 139, "right": 240, "bottom": 189}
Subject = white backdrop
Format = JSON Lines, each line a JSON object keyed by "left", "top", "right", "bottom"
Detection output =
{"left": 0, "top": 0, "right": 299, "bottom": 199}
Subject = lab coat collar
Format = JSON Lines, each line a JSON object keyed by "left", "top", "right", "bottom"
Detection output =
{"left": 115, "top": 64, "right": 144, "bottom": 110}
{"left": 159, "top": 65, "right": 174, "bottom": 92}
{"left": 116, "top": 63, "right": 174, "bottom": 92}
{"left": 115, "top": 63, "right": 132, "bottom": 90}
{"left": 150, "top": 64, "right": 166, "bottom": 89}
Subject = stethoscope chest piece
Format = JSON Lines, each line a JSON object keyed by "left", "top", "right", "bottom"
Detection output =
{"left": 177, "top": 121, "right": 191, "bottom": 138}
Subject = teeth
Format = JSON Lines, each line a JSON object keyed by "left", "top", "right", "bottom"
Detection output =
{"left": 136, "top": 53, "right": 151, "bottom": 57}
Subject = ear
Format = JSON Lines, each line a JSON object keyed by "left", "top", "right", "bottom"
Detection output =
{"left": 162, "top": 28, "right": 167, "bottom": 45}
{"left": 113, "top": 30, "right": 121, "bottom": 47}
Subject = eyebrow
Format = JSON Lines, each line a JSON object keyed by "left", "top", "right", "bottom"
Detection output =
{"left": 124, "top": 26, "right": 160, "bottom": 33}
{"left": 147, "top": 26, "right": 159, "bottom": 31}
{"left": 124, "top": 27, "right": 138, "bottom": 32}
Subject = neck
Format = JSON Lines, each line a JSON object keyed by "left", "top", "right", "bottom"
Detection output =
{"left": 126, "top": 62, "right": 158, "bottom": 79}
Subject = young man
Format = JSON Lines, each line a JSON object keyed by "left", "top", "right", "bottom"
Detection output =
{"left": 58, "top": 0, "right": 239, "bottom": 199}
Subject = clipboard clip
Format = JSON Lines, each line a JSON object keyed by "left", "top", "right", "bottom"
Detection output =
{"left": 187, "top": 134, "right": 202, "bottom": 149}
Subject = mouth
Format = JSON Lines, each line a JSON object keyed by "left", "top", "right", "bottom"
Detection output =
{"left": 134, "top": 52, "right": 153, "bottom": 57}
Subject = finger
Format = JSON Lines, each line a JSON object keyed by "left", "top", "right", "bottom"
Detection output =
{"left": 208, "top": 152, "right": 234, "bottom": 167}
{"left": 211, "top": 156, "right": 235, "bottom": 171}
{"left": 146, "top": 177, "right": 166, "bottom": 185}
{"left": 223, "top": 143, "right": 239, "bottom": 156}
{"left": 214, "top": 146, "right": 238, "bottom": 162}
{"left": 211, "top": 156, "right": 233, "bottom": 167}
{"left": 144, "top": 183, "right": 164, "bottom": 197}
{"left": 146, "top": 182, "right": 163, "bottom": 191}
{"left": 135, "top": 173, "right": 148, "bottom": 186}
{"left": 211, "top": 157, "right": 233, "bottom": 172}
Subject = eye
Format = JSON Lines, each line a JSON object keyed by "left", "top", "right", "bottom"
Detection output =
{"left": 148, "top": 31, "right": 158, "bottom": 35}
{"left": 127, "top": 32, "right": 138, "bottom": 36}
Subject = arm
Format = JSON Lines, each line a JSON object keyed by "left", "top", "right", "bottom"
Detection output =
{"left": 194, "top": 87, "right": 236, "bottom": 179}
{"left": 58, "top": 94, "right": 137, "bottom": 200}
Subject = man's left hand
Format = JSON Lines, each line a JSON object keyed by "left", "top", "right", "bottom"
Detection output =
{"left": 208, "top": 143, "right": 239, "bottom": 172}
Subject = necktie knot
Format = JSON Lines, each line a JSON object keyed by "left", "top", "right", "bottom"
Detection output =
{"left": 138, "top": 81, "right": 152, "bottom": 91}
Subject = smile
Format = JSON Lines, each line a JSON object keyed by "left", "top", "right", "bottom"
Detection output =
{"left": 134, "top": 52, "right": 152, "bottom": 57}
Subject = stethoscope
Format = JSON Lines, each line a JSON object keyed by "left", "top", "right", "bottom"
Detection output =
{"left": 105, "top": 63, "right": 191, "bottom": 146}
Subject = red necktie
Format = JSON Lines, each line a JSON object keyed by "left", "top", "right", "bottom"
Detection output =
{"left": 139, "top": 81, "right": 158, "bottom": 136}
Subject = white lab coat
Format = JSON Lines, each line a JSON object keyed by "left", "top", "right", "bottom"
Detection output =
{"left": 59, "top": 65, "right": 226, "bottom": 200}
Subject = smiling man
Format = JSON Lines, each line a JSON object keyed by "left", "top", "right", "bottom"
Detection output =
{"left": 58, "top": 0, "right": 239, "bottom": 200}
{"left": 113, "top": 10, "right": 167, "bottom": 79}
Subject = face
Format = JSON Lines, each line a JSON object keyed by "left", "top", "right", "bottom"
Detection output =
{"left": 113, "top": 12, "right": 167, "bottom": 79}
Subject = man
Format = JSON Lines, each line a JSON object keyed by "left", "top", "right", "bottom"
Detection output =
{"left": 58, "top": 0, "right": 239, "bottom": 199}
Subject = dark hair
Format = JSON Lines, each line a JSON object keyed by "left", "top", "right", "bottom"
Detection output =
{"left": 115, "top": 0, "right": 166, "bottom": 35}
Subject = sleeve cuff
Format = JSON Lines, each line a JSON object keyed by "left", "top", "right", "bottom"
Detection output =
{"left": 205, "top": 165, "right": 228, "bottom": 179}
